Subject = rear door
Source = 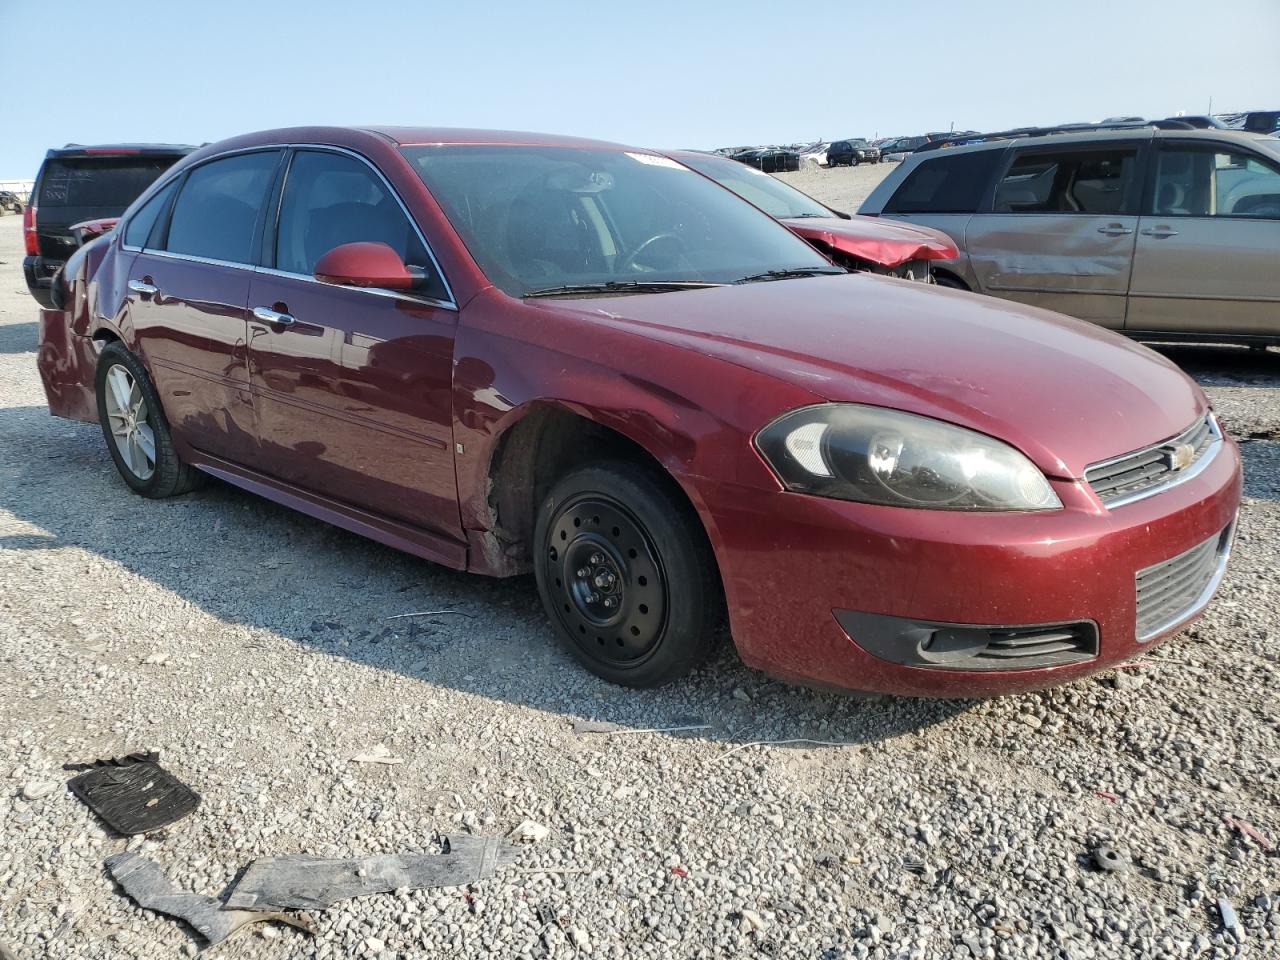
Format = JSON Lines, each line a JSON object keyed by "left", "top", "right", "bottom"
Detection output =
{"left": 245, "top": 148, "right": 461, "bottom": 535}
{"left": 1127, "top": 140, "right": 1280, "bottom": 339}
{"left": 126, "top": 149, "right": 283, "bottom": 464}
{"left": 963, "top": 141, "right": 1146, "bottom": 328}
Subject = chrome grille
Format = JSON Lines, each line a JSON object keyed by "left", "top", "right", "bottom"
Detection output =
{"left": 1135, "top": 525, "right": 1233, "bottom": 641}
{"left": 1086, "top": 415, "right": 1218, "bottom": 507}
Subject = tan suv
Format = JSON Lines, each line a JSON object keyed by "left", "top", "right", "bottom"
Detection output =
{"left": 859, "top": 128, "right": 1280, "bottom": 345}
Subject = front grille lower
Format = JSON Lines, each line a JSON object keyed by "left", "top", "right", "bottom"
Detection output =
{"left": 973, "top": 624, "right": 1097, "bottom": 666}
{"left": 1086, "top": 415, "right": 1218, "bottom": 506}
{"left": 1135, "top": 525, "right": 1233, "bottom": 641}
{"left": 833, "top": 609, "right": 1098, "bottom": 671}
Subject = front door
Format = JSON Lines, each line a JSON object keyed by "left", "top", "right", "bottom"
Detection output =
{"left": 1127, "top": 141, "right": 1280, "bottom": 338}
{"left": 965, "top": 142, "right": 1144, "bottom": 328}
{"left": 126, "top": 150, "right": 282, "bottom": 463}
{"left": 246, "top": 148, "right": 461, "bottom": 537}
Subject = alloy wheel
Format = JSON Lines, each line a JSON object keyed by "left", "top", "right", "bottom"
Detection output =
{"left": 102, "top": 363, "right": 156, "bottom": 480}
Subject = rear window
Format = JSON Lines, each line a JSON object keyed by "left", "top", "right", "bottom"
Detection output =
{"left": 37, "top": 157, "right": 175, "bottom": 209}
{"left": 884, "top": 150, "right": 1002, "bottom": 214}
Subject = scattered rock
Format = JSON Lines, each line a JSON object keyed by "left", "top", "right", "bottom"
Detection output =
{"left": 1092, "top": 845, "right": 1130, "bottom": 873}
{"left": 349, "top": 745, "right": 403, "bottom": 765}
{"left": 508, "top": 820, "right": 551, "bottom": 844}
{"left": 21, "top": 781, "right": 59, "bottom": 801}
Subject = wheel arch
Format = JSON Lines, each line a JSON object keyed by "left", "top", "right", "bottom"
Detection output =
{"left": 467, "top": 400, "right": 723, "bottom": 584}
{"left": 931, "top": 267, "right": 971, "bottom": 291}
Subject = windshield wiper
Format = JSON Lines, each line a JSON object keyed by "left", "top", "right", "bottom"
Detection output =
{"left": 734, "top": 267, "right": 846, "bottom": 284}
{"left": 523, "top": 280, "right": 723, "bottom": 298}
{"left": 783, "top": 213, "right": 828, "bottom": 219}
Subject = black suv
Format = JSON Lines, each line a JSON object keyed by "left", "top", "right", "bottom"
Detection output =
{"left": 827, "top": 139, "right": 881, "bottom": 166}
{"left": 23, "top": 144, "right": 194, "bottom": 307}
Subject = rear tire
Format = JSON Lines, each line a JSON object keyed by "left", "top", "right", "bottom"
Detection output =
{"left": 933, "top": 273, "right": 969, "bottom": 291}
{"left": 95, "top": 342, "right": 204, "bottom": 498}
{"left": 534, "top": 461, "right": 720, "bottom": 687}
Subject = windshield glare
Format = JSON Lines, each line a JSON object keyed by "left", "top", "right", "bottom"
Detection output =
{"left": 678, "top": 152, "right": 831, "bottom": 220}
{"left": 401, "top": 145, "right": 832, "bottom": 296}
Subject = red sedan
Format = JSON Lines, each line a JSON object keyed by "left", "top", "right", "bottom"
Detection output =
{"left": 37, "top": 126, "right": 1241, "bottom": 695}
{"left": 669, "top": 149, "right": 957, "bottom": 280}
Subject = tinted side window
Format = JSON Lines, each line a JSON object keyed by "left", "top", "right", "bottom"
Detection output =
{"left": 275, "top": 150, "right": 445, "bottom": 298}
{"left": 994, "top": 147, "right": 1140, "bottom": 215}
{"left": 1152, "top": 146, "right": 1280, "bottom": 219}
{"left": 165, "top": 152, "right": 279, "bottom": 263}
{"left": 123, "top": 179, "right": 178, "bottom": 248}
{"left": 884, "top": 150, "right": 1001, "bottom": 214}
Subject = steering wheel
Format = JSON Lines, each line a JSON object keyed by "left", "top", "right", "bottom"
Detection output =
{"left": 617, "top": 232, "right": 685, "bottom": 273}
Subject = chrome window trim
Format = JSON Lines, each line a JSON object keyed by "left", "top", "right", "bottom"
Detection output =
{"left": 1136, "top": 519, "right": 1236, "bottom": 643}
{"left": 253, "top": 265, "right": 458, "bottom": 311}
{"left": 118, "top": 141, "right": 458, "bottom": 307}
{"left": 1088, "top": 414, "right": 1223, "bottom": 510}
{"left": 141, "top": 248, "right": 257, "bottom": 272}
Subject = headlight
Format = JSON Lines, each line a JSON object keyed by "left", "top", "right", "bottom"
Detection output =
{"left": 755, "top": 404, "right": 1061, "bottom": 511}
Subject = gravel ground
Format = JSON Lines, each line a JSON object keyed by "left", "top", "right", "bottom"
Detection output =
{"left": 1, "top": 206, "right": 1277, "bottom": 960}
{"left": 773, "top": 162, "right": 893, "bottom": 212}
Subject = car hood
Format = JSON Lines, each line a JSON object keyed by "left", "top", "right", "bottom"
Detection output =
{"left": 538, "top": 275, "right": 1205, "bottom": 478}
{"left": 782, "top": 215, "right": 958, "bottom": 267}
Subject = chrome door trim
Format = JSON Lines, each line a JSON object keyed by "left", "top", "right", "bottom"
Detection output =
{"left": 252, "top": 266, "right": 458, "bottom": 311}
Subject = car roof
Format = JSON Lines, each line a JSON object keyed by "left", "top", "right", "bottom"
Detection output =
{"left": 182, "top": 126, "right": 653, "bottom": 164}
{"left": 910, "top": 127, "right": 1272, "bottom": 157}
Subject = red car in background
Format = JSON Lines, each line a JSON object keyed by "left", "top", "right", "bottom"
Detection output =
{"left": 671, "top": 150, "right": 956, "bottom": 281}
{"left": 38, "top": 126, "right": 1240, "bottom": 696}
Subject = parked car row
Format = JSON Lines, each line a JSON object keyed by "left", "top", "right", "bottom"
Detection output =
{"left": 34, "top": 124, "right": 1242, "bottom": 698}
{"left": 727, "top": 146, "right": 801, "bottom": 173}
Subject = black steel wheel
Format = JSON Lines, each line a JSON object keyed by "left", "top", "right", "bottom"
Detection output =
{"left": 534, "top": 461, "right": 720, "bottom": 687}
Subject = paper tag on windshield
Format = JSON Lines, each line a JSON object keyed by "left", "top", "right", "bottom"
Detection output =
{"left": 625, "top": 152, "right": 687, "bottom": 169}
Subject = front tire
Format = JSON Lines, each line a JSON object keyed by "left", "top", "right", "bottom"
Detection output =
{"left": 95, "top": 342, "right": 204, "bottom": 498}
{"left": 534, "top": 461, "right": 720, "bottom": 687}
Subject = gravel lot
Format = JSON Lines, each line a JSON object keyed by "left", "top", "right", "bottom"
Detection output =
{"left": 1, "top": 191, "right": 1278, "bottom": 960}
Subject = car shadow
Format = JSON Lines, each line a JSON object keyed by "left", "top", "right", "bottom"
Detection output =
{"left": 0, "top": 321, "right": 37, "bottom": 355}
{"left": 1149, "top": 342, "right": 1279, "bottom": 388}
{"left": 0, "top": 405, "right": 974, "bottom": 748}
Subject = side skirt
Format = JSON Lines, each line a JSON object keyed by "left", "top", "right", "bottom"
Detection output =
{"left": 186, "top": 452, "right": 469, "bottom": 571}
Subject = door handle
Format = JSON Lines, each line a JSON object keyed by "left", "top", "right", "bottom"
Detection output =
{"left": 1140, "top": 226, "right": 1179, "bottom": 238}
{"left": 251, "top": 306, "right": 295, "bottom": 327}
{"left": 128, "top": 279, "right": 159, "bottom": 297}
{"left": 1096, "top": 224, "right": 1133, "bottom": 236}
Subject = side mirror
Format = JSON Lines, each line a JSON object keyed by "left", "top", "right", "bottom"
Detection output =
{"left": 314, "top": 241, "right": 417, "bottom": 290}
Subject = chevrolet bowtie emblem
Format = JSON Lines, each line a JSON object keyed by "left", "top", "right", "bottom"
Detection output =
{"left": 1165, "top": 443, "right": 1196, "bottom": 471}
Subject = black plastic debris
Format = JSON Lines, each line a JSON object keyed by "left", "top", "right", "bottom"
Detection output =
{"left": 105, "top": 851, "right": 315, "bottom": 945}
{"left": 224, "top": 836, "right": 520, "bottom": 911}
{"left": 66, "top": 752, "right": 199, "bottom": 835}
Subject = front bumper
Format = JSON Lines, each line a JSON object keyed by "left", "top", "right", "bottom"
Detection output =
{"left": 698, "top": 431, "right": 1242, "bottom": 696}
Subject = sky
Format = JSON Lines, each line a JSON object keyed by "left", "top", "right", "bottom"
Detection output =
{"left": 2, "top": 0, "right": 1278, "bottom": 177}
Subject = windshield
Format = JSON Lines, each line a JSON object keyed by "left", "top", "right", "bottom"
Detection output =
{"left": 677, "top": 152, "right": 832, "bottom": 219}
{"left": 401, "top": 145, "right": 833, "bottom": 296}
